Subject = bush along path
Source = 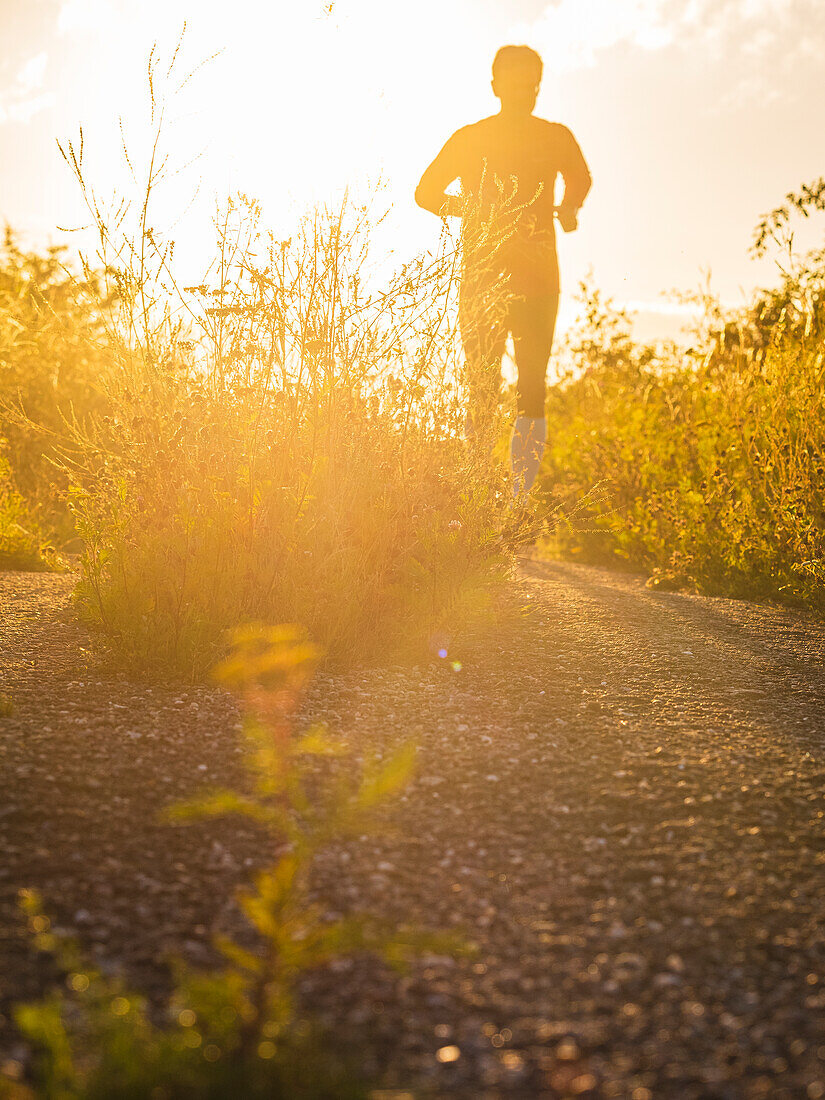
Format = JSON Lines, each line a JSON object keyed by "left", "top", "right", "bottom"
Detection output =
{"left": 1, "top": 562, "right": 824, "bottom": 1098}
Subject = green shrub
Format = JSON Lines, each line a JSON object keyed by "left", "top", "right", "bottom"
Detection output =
{"left": 541, "top": 277, "right": 825, "bottom": 607}
{"left": 0, "top": 454, "right": 56, "bottom": 572}
{"left": 0, "top": 229, "right": 112, "bottom": 549}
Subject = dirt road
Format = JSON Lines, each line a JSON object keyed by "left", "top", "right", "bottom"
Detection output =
{"left": 2, "top": 562, "right": 824, "bottom": 1097}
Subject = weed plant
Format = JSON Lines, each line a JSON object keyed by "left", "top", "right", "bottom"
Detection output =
{"left": 5, "top": 625, "right": 457, "bottom": 1099}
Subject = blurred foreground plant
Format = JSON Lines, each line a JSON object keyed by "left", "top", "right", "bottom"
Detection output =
{"left": 6, "top": 625, "right": 459, "bottom": 1099}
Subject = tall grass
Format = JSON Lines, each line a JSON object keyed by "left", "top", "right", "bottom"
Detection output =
{"left": 7, "top": 35, "right": 824, "bottom": 633}
{"left": 0, "top": 454, "right": 53, "bottom": 571}
{"left": 53, "top": 132, "right": 511, "bottom": 673}
{"left": 0, "top": 229, "right": 112, "bottom": 554}
{"left": 541, "top": 273, "right": 825, "bottom": 607}
{"left": 2, "top": 40, "right": 531, "bottom": 672}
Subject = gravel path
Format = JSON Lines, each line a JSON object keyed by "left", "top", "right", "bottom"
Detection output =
{"left": 2, "top": 563, "right": 825, "bottom": 1098}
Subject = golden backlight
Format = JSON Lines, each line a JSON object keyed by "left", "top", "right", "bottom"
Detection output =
{"left": 4, "top": 0, "right": 824, "bottom": 332}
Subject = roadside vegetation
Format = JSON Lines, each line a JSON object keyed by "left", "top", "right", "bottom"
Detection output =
{"left": 1, "top": 40, "right": 823, "bottom": 664}
{"left": 540, "top": 179, "right": 825, "bottom": 608}
{"left": 4, "top": 176, "right": 824, "bottom": 643}
{"left": 1, "top": 52, "right": 515, "bottom": 675}
{"left": 58, "top": 185, "right": 512, "bottom": 676}
{"left": 0, "top": 229, "right": 112, "bottom": 570}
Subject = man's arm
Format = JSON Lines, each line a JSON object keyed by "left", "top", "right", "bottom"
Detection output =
{"left": 415, "top": 130, "right": 465, "bottom": 218}
{"left": 556, "top": 126, "right": 592, "bottom": 233}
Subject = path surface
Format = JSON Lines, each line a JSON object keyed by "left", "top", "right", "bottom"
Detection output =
{"left": 2, "top": 562, "right": 825, "bottom": 1098}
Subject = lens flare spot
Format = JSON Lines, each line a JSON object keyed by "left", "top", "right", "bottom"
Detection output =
{"left": 436, "top": 1045, "right": 461, "bottom": 1063}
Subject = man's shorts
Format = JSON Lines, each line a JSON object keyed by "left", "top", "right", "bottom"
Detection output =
{"left": 459, "top": 272, "right": 559, "bottom": 419}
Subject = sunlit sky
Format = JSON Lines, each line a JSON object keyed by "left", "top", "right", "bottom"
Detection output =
{"left": 2, "top": 0, "right": 825, "bottom": 338}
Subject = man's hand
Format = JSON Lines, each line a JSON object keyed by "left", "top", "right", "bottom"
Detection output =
{"left": 415, "top": 185, "right": 462, "bottom": 219}
{"left": 557, "top": 206, "right": 579, "bottom": 233}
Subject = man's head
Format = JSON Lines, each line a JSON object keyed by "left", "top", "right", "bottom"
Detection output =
{"left": 492, "top": 45, "right": 542, "bottom": 115}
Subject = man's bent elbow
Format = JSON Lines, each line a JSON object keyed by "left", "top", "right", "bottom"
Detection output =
{"left": 415, "top": 185, "right": 436, "bottom": 213}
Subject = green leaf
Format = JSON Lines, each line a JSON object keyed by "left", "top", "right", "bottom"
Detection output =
{"left": 161, "top": 790, "right": 272, "bottom": 825}
{"left": 213, "top": 935, "right": 263, "bottom": 975}
{"left": 292, "top": 723, "right": 348, "bottom": 756}
{"left": 355, "top": 742, "right": 416, "bottom": 813}
{"left": 14, "top": 994, "right": 76, "bottom": 1094}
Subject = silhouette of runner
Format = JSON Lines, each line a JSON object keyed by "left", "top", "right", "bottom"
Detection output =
{"left": 415, "top": 45, "right": 591, "bottom": 497}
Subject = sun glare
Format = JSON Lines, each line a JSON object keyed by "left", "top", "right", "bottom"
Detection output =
{"left": 50, "top": 0, "right": 563, "bottom": 288}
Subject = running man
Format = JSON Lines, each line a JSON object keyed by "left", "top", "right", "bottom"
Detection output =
{"left": 415, "top": 45, "right": 591, "bottom": 497}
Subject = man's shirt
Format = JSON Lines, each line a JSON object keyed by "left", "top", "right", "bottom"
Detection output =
{"left": 421, "top": 114, "right": 591, "bottom": 295}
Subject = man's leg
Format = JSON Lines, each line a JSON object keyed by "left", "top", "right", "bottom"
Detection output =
{"left": 459, "top": 275, "right": 508, "bottom": 452}
{"left": 509, "top": 292, "right": 559, "bottom": 498}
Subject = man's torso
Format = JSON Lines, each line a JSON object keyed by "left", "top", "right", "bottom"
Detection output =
{"left": 452, "top": 114, "right": 571, "bottom": 294}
